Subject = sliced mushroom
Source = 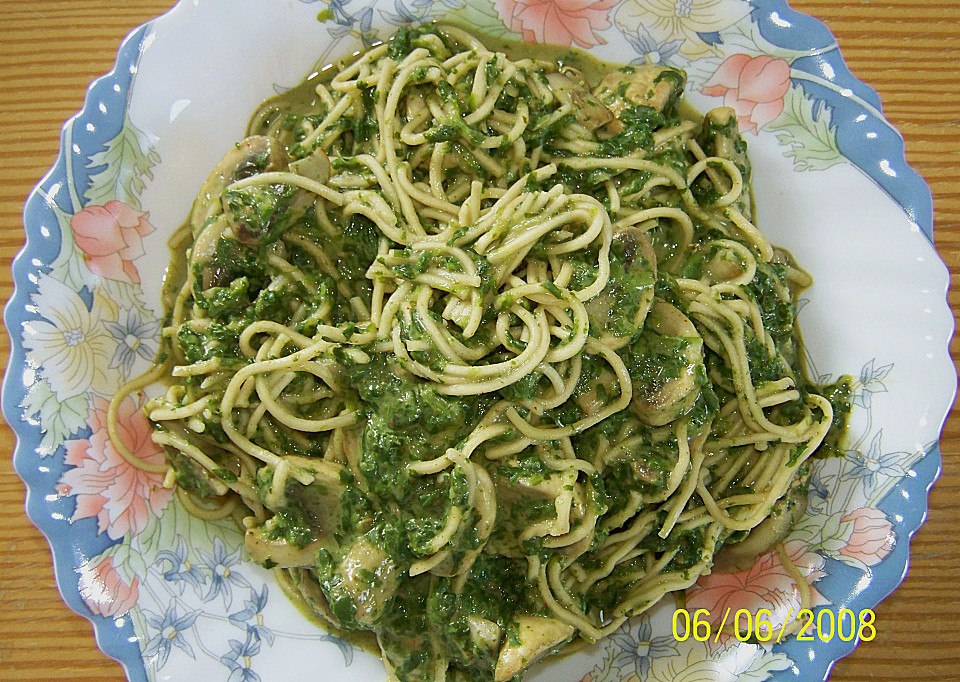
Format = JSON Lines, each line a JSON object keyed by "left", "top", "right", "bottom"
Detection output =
{"left": 189, "top": 135, "right": 289, "bottom": 234}
{"left": 277, "top": 457, "right": 347, "bottom": 531}
{"left": 488, "top": 462, "right": 569, "bottom": 558}
{"left": 467, "top": 615, "right": 503, "bottom": 653}
{"left": 223, "top": 181, "right": 295, "bottom": 246}
{"left": 188, "top": 213, "right": 232, "bottom": 289}
{"left": 378, "top": 617, "right": 439, "bottom": 682}
{"left": 244, "top": 459, "right": 347, "bottom": 567}
{"left": 593, "top": 65, "right": 686, "bottom": 118}
{"left": 293, "top": 528, "right": 402, "bottom": 633}
{"left": 631, "top": 299, "right": 705, "bottom": 426}
{"left": 544, "top": 71, "right": 614, "bottom": 132}
{"left": 575, "top": 358, "right": 622, "bottom": 417}
{"left": 586, "top": 226, "right": 658, "bottom": 348}
{"left": 334, "top": 532, "right": 400, "bottom": 628}
{"left": 287, "top": 566, "right": 341, "bottom": 629}
{"left": 190, "top": 213, "right": 229, "bottom": 267}
{"left": 245, "top": 533, "right": 326, "bottom": 570}
{"left": 494, "top": 615, "right": 575, "bottom": 682}
{"left": 698, "top": 106, "right": 753, "bottom": 220}
{"left": 702, "top": 242, "right": 749, "bottom": 283}
{"left": 289, "top": 146, "right": 332, "bottom": 183}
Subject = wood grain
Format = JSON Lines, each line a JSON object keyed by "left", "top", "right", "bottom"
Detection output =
{"left": 0, "top": 1, "right": 957, "bottom": 680}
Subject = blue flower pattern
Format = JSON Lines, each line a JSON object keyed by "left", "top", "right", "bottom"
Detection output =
{"left": 229, "top": 585, "right": 276, "bottom": 646}
{"left": 854, "top": 358, "right": 893, "bottom": 410}
{"left": 221, "top": 631, "right": 263, "bottom": 682}
{"left": 606, "top": 618, "right": 679, "bottom": 679}
{"left": 841, "top": 431, "right": 907, "bottom": 493}
{"left": 103, "top": 306, "right": 160, "bottom": 373}
{"left": 144, "top": 528, "right": 330, "bottom": 677}
{"left": 156, "top": 536, "right": 205, "bottom": 594}
{"left": 199, "top": 537, "right": 250, "bottom": 608}
{"left": 318, "top": 0, "right": 377, "bottom": 44}
{"left": 143, "top": 604, "right": 200, "bottom": 669}
{"left": 625, "top": 25, "right": 684, "bottom": 66}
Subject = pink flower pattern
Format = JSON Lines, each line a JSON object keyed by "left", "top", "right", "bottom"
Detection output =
{"left": 702, "top": 54, "right": 792, "bottom": 133}
{"left": 78, "top": 555, "right": 139, "bottom": 617}
{"left": 838, "top": 507, "right": 895, "bottom": 566}
{"left": 687, "top": 540, "right": 827, "bottom": 635}
{"left": 59, "top": 394, "right": 172, "bottom": 540}
{"left": 71, "top": 200, "right": 154, "bottom": 284}
{"left": 498, "top": 0, "right": 617, "bottom": 48}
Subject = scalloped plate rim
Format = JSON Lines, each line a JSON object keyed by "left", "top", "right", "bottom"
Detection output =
{"left": 3, "top": 2, "right": 955, "bottom": 682}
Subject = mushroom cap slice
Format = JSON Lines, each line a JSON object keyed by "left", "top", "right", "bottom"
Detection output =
{"left": 494, "top": 615, "right": 576, "bottom": 682}
{"left": 544, "top": 71, "right": 615, "bottom": 132}
{"left": 630, "top": 299, "right": 705, "bottom": 427}
{"left": 586, "top": 226, "right": 658, "bottom": 349}
{"left": 189, "top": 135, "right": 289, "bottom": 234}
{"left": 593, "top": 65, "right": 686, "bottom": 117}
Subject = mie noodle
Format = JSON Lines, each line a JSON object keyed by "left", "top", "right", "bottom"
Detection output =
{"left": 111, "top": 24, "right": 850, "bottom": 682}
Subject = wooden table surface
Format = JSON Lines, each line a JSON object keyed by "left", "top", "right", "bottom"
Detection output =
{"left": 0, "top": 1, "right": 957, "bottom": 680}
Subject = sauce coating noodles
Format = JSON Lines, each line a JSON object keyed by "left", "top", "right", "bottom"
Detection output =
{"left": 121, "top": 24, "right": 848, "bottom": 682}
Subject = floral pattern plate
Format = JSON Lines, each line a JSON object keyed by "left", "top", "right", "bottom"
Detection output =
{"left": 5, "top": 1, "right": 955, "bottom": 681}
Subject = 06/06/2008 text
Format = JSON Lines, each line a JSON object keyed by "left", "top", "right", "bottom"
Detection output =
{"left": 671, "top": 607, "right": 877, "bottom": 644}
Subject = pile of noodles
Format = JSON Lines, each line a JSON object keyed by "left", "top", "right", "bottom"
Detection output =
{"left": 113, "top": 24, "right": 838, "bottom": 682}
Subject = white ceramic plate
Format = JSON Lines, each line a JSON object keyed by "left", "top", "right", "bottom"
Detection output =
{"left": 6, "top": 1, "right": 955, "bottom": 681}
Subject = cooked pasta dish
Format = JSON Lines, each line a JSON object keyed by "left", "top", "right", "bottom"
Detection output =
{"left": 116, "top": 24, "right": 849, "bottom": 682}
